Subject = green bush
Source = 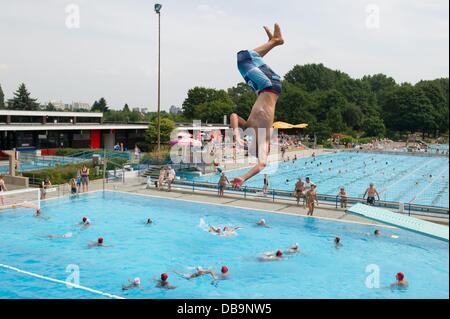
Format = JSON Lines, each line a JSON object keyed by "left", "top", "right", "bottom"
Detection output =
{"left": 54, "top": 148, "right": 90, "bottom": 156}
{"left": 23, "top": 163, "right": 101, "bottom": 185}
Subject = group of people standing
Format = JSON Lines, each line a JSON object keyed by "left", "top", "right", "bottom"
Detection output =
{"left": 157, "top": 166, "right": 176, "bottom": 192}
{"left": 68, "top": 164, "right": 90, "bottom": 197}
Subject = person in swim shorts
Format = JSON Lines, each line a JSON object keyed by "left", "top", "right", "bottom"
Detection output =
{"left": 338, "top": 187, "right": 347, "bottom": 208}
{"left": 218, "top": 172, "right": 229, "bottom": 197}
{"left": 363, "top": 183, "right": 380, "bottom": 206}
{"left": 230, "top": 23, "right": 284, "bottom": 188}
{"left": 294, "top": 178, "right": 305, "bottom": 206}
{"left": 69, "top": 176, "right": 77, "bottom": 196}
{"left": 0, "top": 174, "right": 8, "bottom": 206}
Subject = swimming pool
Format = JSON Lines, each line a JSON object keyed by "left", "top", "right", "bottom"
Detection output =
{"left": 0, "top": 191, "right": 448, "bottom": 299}
{"left": 194, "top": 152, "right": 449, "bottom": 208}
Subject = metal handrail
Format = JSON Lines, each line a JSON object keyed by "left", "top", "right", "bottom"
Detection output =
{"left": 170, "top": 180, "right": 449, "bottom": 218}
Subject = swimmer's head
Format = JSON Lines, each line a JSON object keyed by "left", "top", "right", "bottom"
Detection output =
{"left": 259, "top": 219, "right": 266, "bottom": 224}
{"left": 82, "top": 216, "right": 87, "bottom": 223}
{"left": 276, "top": 250, "right": 283, "bottom": 257}
{"left": 221, "top": 266, "right": 228, "bottom": 274}
{"left": 335, "top": 236, "right": 341, "bottom": 244}
{"left": 370, "top": 183, "right": 374, "bottom": 187}
{"left": 396, "top": 272, "right": 405, "bottom": 281}
{"left": 374, "top": 230, "right": 381, "bottom": 236}
{"left": 223, "top": 226, "right": 229, "bottom": 231}
{"left": 147, "top": 218, "right": 153, "bottom": 223}
{"left": 293, "top": 243, "right": 299, "bottom": 249}
{"left": 97, "top": 237, "right": 104, "bottom": 244}
{"left": 161, "top": 273, "right": 168, "bottom": 281}
{"left": 134, "top": 277, "right": 141, "bottom": 285}
{"left": 35, "top": 208, "right": 41, "bottom": 215}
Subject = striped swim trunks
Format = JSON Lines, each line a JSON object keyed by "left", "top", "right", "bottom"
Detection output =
{"left": 237, "top": 50, "right": 282, "bottom": 95}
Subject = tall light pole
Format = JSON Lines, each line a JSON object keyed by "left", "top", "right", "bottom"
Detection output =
{"left": 154, "top": 3, "right": 162, "bottom": 151}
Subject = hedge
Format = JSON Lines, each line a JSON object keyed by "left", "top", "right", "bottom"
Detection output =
{"left": 22, "top": 163, "right": 101, "bottom": 185}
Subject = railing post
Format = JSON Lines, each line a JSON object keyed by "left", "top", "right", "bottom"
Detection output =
{"left": 272, "top": 189, "right": 275, "bottom": 202}
{"left": 244, "top": 186, "right": 247, "bottom": 199}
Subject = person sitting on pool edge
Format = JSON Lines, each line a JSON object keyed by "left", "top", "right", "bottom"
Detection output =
{"left": 229, "top": 23, "right": 284, "bottom": 189}
{"left": 155, "top": 273, "right": 176, "bottom": 289}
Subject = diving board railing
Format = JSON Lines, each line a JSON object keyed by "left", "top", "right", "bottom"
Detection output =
{"left": 346, "top": 203, "right": 449, "bottom": 242}
{"left": 168, "top": 180, "right": 449, "bottom": 219}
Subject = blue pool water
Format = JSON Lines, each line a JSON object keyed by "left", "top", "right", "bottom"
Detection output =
{"left": 194, "top": 152, "right": 449, "bottom": 208}
{"left": 0, "top": 191, "right": 448, "bottom": 299}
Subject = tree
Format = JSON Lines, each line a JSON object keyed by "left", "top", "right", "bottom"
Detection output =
{"left": 45, "top": 102, "right": 56, "bottom": 111}
{"left": 146, "top": 117, "right": 175, "bottom": 145}
{"left": 91, "top": 97, "right": 109, "bottom": 113}
{"left": 342, "top": 103, "right": 363, "bottom": 129}
{"left": 7, "top": 83, "right": 39, "bottom": 110}
{"left": 0, "top": 84, "right": 4, "bottom": 109}
{"left": 182, "top": 87, "right": 231, "bottom": 118}
{"left": 284, "top": 64, "right": 337, "bottom": 92}
{"left": 195, "top": 100, "right": 235, "bottom": 124}
{"left": 276, "top": 83, "right": 317, "bottom": 125}
{"left": 123, "top": 103, "right": 130, "bottom": 112}
{"left": 361, "top": 116, "right": 386, "bottom": 137}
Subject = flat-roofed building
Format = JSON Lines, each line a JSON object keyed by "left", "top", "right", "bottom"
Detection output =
{"left": 0, "top": 110, "right": 148, "bottom": 151}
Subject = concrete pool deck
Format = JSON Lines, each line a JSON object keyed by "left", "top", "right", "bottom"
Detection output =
{"left": 43, "top": 177, "right": 448, "bottom": 228}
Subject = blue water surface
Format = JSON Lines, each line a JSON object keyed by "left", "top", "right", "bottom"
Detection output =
{"left": 0, "top": 191, "right": 448, "bottom": 299}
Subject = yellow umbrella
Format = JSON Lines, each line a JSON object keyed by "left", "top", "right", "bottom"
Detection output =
{"left": 293, "top": 123, "right": 308, "bottom": 129}
{"left": 273, "top": 121, "right": 294, "bottom": 129}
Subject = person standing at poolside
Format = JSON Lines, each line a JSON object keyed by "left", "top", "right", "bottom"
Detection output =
{"left": 167, "top": 166, "right": 176, "bottom": 192}
{"left": 81, "top": 165, "right": 90, "bottom": 193}
{"left": 218, "top": 172, "right": 229, "bottom": 197}
{"left": 229, "top": 23, "right": 285, "bottom": 188}
{"left": 303, "top": 177, "right": 313, "bottom": 207}
{"left": 338, "top": 187, "right": 347, "bottom": 208}
{"left": 0, "top": 175, "right": 8, "bottom": 206}
{"left": 76, "top": 169, "right": 82, "bottom": 193}
{"left": 294, "top": 178, "right": 305, "bottom": 206}
{"left": 134, "top": 145, "right": 141, "bottom": 161}
{"left": 363, "top": 183, "right": 380, "bottom": 206}
{"left": 263, "top": 174, "right": 269, "bottom": 193}
{"left": 306, "top": 184, "right": 318, "bottom": 216}
{"left": 158, "top": 167, "right": 166, "bottom": 189}
{"left": 41, "top": 177, "right": 52, "bottom": 200}
{"left": 69, "top": 176, "right": 77, "bottom": 197}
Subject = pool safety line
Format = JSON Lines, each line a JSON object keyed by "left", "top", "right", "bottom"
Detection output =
{"left": 408, "top": 165, "right": 450, "bottom": 205}
{"left": 0, "top": 264, "right": 125, "bottom": 299}
{"left": 103, "top": 189, "right": 397, "bottom": 229}
{"left": 379, "top": 157, "right": 438, "bottom": 195}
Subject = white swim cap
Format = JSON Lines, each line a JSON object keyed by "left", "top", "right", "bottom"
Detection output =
{"left": 134, "top": 277, "right": 141, "bottom": 285}
{"left": 261, "top": 219, "right": 266, "bottom": 223}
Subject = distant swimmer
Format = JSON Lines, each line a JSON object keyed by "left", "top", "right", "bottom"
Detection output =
{"left": 146, "top": 218, "right": 153, "bottom": 225}
{"left": 155, "top": 273, "right": 176, "bottom": 289}
{"left": 88, "top": 237, "right": 108, "bottom": 248}
{"left": 175, "top": 267, "right": 216, "bottom": 280}
{"left": 214, "top": 266, "right": 230, "bottom": 280}
{"left": 79, "top": 216, "right": 91, "bottom": 227}
{"left": 222, "top": 226, "right": 243, "bottom": 236}
{"left": 258, "top": 250, "right": 284, "bottom": 262}
{"left": 34, "top": 208, "right": 50, "bottom": 220}
{"left": 256, "top": 218, "right": 271, "bottom": 228}
{"left": 122, "top": 278, "right": 143, "bottom": 291}
{"left": 48, "top": 232, "right": 73, "bottom": 239}
{"left": 374, "top": 229, "right": 381, "bottom": 236}
{"left": 334, "top": 236, "right": 343, "bottom": 248}
{"left": 389, "top": 272, "right": 409, "bottom": 290}
{"left": 285, "top": 243, "right": 300, "bottom": 255}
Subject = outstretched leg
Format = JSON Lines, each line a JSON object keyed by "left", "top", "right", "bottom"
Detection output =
{"left": 253, "top": 23, "right": 284, "bottom": 57}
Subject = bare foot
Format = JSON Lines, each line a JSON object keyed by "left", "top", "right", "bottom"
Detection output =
{"left": 264, "top": 23, "right": 284, "bottom": 46}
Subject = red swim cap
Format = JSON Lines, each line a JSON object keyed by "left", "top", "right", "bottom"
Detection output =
{"left": 82, "top": 217, "right": 87, "bottom": 222}
{"left": 221, "top": 266, "right": 228, "bottom": 274}
{"left": 36, "top": 208, "right": 41, "bottom": 214}
{"left": 161, "top": 273, "right": 168, "bottom": 281}
{"left": 276, "top": 250, "right": 283, "bottom": 257}
{"left": 396, "top": 272, "right": 405, "bottom": 281}
{"left": 335, "top": 236, "right": 341, "bottom": 243}
{"left": 98, "top": 237, "right": 103, "bottom": 244}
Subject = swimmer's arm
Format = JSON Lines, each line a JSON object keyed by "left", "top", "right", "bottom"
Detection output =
{"left": 363, "top": 189, "right": 368, "bottom": 199}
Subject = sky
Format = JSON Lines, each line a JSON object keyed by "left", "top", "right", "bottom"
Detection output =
{"left": 0, "top": 0, "right": 448, "bottom": 111}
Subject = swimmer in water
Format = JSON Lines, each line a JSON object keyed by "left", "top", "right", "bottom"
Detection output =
{"left": 256, "top": 218, "right": 271, "bottom": 228}
{"left": 47, "top": 232, "right": 73, "bottom": 239}
{"left": 209, "top": 226, "right": 223, "bottom": 235}
{"left": 122, "top": 277, "right": 143, "bottom": 291}
{"left": 222, "top": 226, "right": 243, "bottom": 236}
{"left": 285, "top": 243, "right": 300, "bottom": 254}
{"left": 155, "top": 273, "right": 176, "bottom": 289}
{"left": 146, "top": 218, "right": 153, "bottom": 225}
{"left": 175, "top": 266, "right": 216, "bottom": 280}
{"left": 374, "top": 229, "right": 381, "bottom": 236}
{"left": 258, "top": 250, "right": 284, "bottom": 262}
{"left": 34, "top": 208, "right": 50, "bottom": 220}
{"left": 334, "top": 236, "right": 343, "bottom": 248}
{"left": 389, "top": 272, "right": 409, "bottom": 289}
{"left": 79, "top": 216, "right": 91, "bottom": 227}
{"left": 88, "top": 237, "right": 108, "bottom": 248}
